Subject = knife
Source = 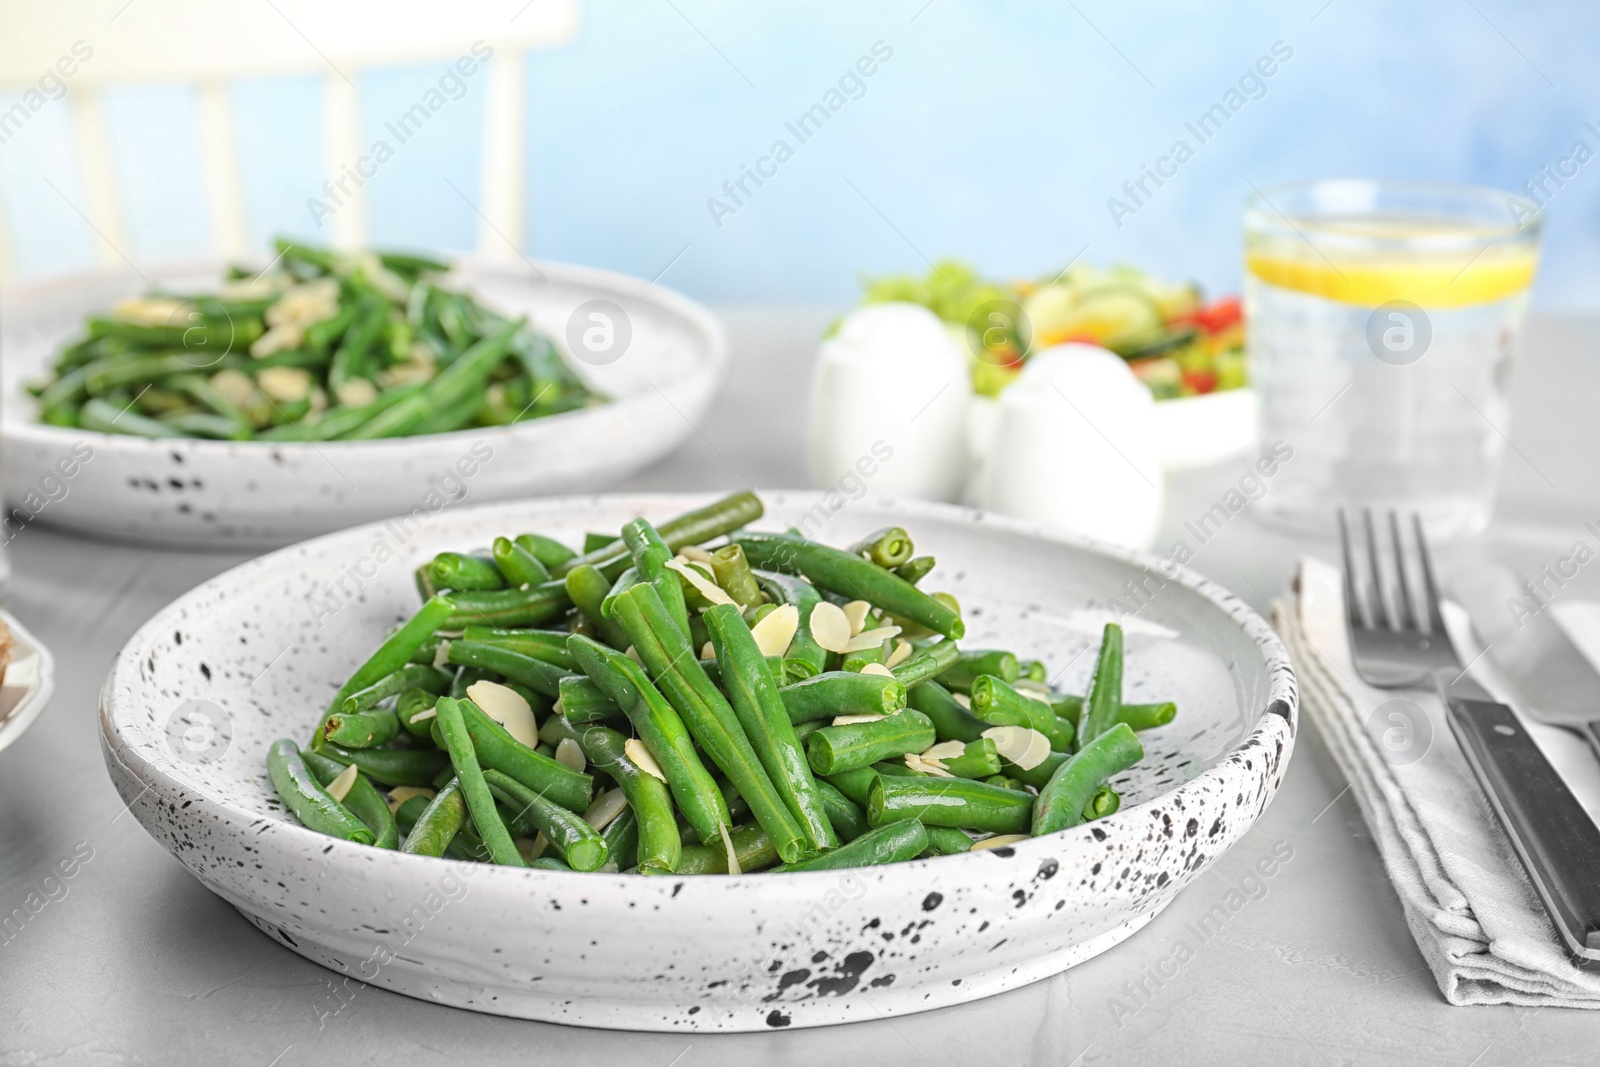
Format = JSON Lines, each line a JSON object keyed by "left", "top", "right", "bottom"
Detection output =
{"left": 1450, "top": 565, "right": 1600, "bottom": 758}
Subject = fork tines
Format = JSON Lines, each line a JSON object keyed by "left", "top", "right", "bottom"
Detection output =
{"left": 1337, "top": 507, "right": 1446, "bottom": 635}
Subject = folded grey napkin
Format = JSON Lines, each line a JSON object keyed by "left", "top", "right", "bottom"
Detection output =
{"left": 1278, "top": 557, "right": 1600, "bottom": 1007}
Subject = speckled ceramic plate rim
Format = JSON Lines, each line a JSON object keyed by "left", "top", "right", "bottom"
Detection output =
{"left": 98, "top": 492, "right": 1298, "bottom": 1026}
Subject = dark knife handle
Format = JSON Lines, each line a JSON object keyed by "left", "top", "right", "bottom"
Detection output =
{"left": 1446, "top": 697, "right": 1600, "bottom": 968}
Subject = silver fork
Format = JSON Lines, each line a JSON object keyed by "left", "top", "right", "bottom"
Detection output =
{"left": 1339, "top": 507, "right": 1600, "bottom": 970}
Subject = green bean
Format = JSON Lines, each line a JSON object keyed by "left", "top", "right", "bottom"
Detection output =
{"left": 891, "top": 640, "right": 960, "bottom": 689}
{"left": 347, "top": 318, "right": 521, "bottom": 439}
{"left": 321, "top": 595, "right": 454, "bottom": 728}
{"left": 449, "top": 665, "right": 489, "bottom": 699}
{"left": 622, "top": 518, "right": 689, "bottom": 637}
{"left": 321, "top": 707, "right": 400, "bottom": 749}
{"left": 433, "top": 699, "right": 524, "bottom": 866}
{"left": 582, "top": 532, "right": 618, "bottom": 554}
{"left": 673, "top": 824, "right": 778, "bottom": 875}
{"left": 970, "top": 675, "right": 1073, "bottom": 751}
{"left": 807, "top": 709, "right": 935, "bottom": 776}
{"left": 482, "top": 769, "right": 603, "bottom": 871}
{"left": 492, "top": 536, "right": 550, "bottom": 587}
{"left": 846, "top": 526, "right": 915, "bottom": 569}
{"left": 754, "top": 571, "right": 828, "bottom": 679}
{"left": 822, "top": 767, "right": 879, "bottom": 809}
{"left": 839, "top": 642, "right": 885, "bottom": 674}
{"left": 1079, "top": 624, "right": 1124, "bottom": 743}
{"left": 328, "top": 293, "right": 386, "bottom": 391}
{"left": 394, "top": 794, "right": 432, "bottom": 835}
{"left": 939, "top": 738, "right": 1001, "bottom": 779}
{"left": 311, "top": 741, "right": 450, "bottom": 787}
{"left": 704, "top": 604, "right": 836, "bottom": 852}
{"left": 600, "top": 805, "right": 640, "bottom": 871}
{"left": 81, "top": 397, "right": 185, "bottom": 438}
{"left": 710, "top": 545, "right": 764, "bottom": 609}
{"left": 267, "top": 739, "right": 374, "bottom": 844}
{"left": 1119, "top": 701, "right": 1176, "bottom": 732}
{"left": 1020, "top": 659, "right": 1048, "bottom": 684}
{"left": 515, "top": 532, "right": 577, "bottom": 569}
{"left": 921, "top": 826, "right": 973, "bottom": 856}
{"left": 570, "top": 723, "right": 681, "bottom": 874}
{"left": 611, "top": 584, "right": 807, "bottom": 862}
{"left": 563, "top": 564, "right": 631, "bottom": 648}
{"left": 940, "top": 649, "right": 1020, "bottom": 692}
{"left": 733, "top": 532, "right": 964, "bottom": 640}
{"left": 557, "top": 674, "right": 623, "bottom": 724}
{"left": 445, "top": 640, "right": 565, "bottom": 697}
{"left": 441, "top": 580, "right": 570, "bottom": 628}
{"left": 401, "top": 778, "right": 468, "bottom": 856}
{"left": 815, "top": 780, "right": 870, "bottom": 843}
{"left": 894, "top": 556, "right": 936, "bottom": 585}
{"left": 1032, "top": 724, "right": 1142, "bottom": 835}
{"left": 288, "top": 384, "right": 425, "bottom": 441}
{"left": 599, "top": 565, "right": 641, "bottom": 618}
{"left": 1084, "top": 785, "right": 1121, "bottom": 821}
{"left": 458, "top": 626, "right": 574, "bottom": 670}
{"left": 158, "top": 411, "right": 251, "bottom": 439}
{"left": 439, "top": 696, "right": 592, "bottom": 811}
{"left": 300, "top": 749, "right": 398, "bottom": 848}
{"left": 396, "top": 688, "right": 440, "bottom": 738}
{"left": 304, "top": 300, "right": 357, "bottom": 353}
{"left": 526, "top": 856, "right": 570, "bottom": 871}
{"left": 427, "top": 551, "right": 505, "bottom": 592}
{"left": 779, "top": 671, "right": 906, "bottom": 724}
{"left": 907, "top": 679, "right": 988, "bottom": 743}
{"left": 567, "top": 635, "right": 729, "bottom": 844}
{"left": 553, "top": 491, "right": 765, "bottom": 581}
{"left": 378, "top": 250, "right": 451, "bottom": 275}
{"left": 341, "top": 663, "right": 451, "bottom": 715}
{"left": 869, "top": 775, "right": 1033, "bottom": 834}
{"left": 775, "top": 820, "right": 927, "bottom": 872}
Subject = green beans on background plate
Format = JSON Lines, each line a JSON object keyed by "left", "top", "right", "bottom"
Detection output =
{"left": 269, "top": 490, "right": 1177, "bottom": 876}
{"left": 27, "top": 237, "right": 604, "bottom": 440}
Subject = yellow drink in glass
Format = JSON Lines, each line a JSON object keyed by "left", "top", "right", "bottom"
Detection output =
{"left": 1245, "top": 180, "right": 1542, "bottom": 540}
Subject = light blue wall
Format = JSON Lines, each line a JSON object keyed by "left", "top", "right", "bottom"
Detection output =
{"left": 2, "top": 0, "right": 1597, "bottom": 308}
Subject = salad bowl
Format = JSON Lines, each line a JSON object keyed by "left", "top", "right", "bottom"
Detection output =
{"left": 99, "top": 491, "right": 1296, "bottom": 1031}
{"left": 2, "top": 259, "right": 725, "bottom": 549}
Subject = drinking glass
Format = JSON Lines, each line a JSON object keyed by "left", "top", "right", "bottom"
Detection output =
{"left": 1245, "top": 179, "right": 1541, "bottom": 540}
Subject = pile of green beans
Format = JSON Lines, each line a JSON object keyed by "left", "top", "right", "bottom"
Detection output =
{"left": 27, "top": 237, "right": 603, "bottom": 440}
{"left": 268, "top": 491, "right": 1178, "bottom": 874}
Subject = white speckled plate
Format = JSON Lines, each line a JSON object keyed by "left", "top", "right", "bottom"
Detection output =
{"left": 0, "top": 609, "right": 57, "bottom": 756}
{"left": 2, "top": 258, "right": 725, "bottom": 549}
{"left": 99, "top": 492, "right": 1296, "bottom": 1031}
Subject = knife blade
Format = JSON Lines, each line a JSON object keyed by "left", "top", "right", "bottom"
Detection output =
{"left": 1450, "top": 565, "right": 1600, "bottom": 755}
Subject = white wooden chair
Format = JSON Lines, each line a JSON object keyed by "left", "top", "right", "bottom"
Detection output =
{"left": 0, "top": 0, "right": 578, "bottom": 277}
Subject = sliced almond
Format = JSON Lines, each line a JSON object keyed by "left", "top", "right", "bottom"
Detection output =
{"left": 527, "top": 833, "right": 550, "bottom": 859}
{"left": 953, "top": 692, "right": 972, "bottom": 709}
{"left": 583, "top": 788, "right": 630, "bottom": 831}
{"left": 251, "top": 322, "right": 305, "bottom": 359}
{"left": 555, "top": 737, "right": 586, "bottom": 773}
{"left": 701, "top": 642, "right": 715, "bottom": 660}
{"left": 922, "top": 740, "right": 967, "bottom": 762}
{"left": 809, "top": 601, "right": 852, "bottom": 653}
{"left": 210, "top": 368, "right": 257, "bottom": 409}
{"left": 831, "top": 713, "right": 885, "bottom": 726}
{"left": 841, "top": 600, "right": 872, "bottom": 636}
{"left": 552, "top": 697, "right": 565, "bottom": 716}
{"left": 858, "top": 662, "right": 894, "bottom": 678}
{"left": 624, "top": 738, "right": 668, "bottom": 782}
{"left": 625, "top": 646, "right": 642, "bottom": 665}
{"left": 1014, "top": 678, "right": 1053, "bottom": 696}
{"left": 385, "top": 785, "right": 436, "bottom": 813}
{"left": 841, "top": 625, "right": 901, "bottom": 654}
{"left": 257, "top": 365, "right": 313, "bottom": 403}
{"left": 750, "top": 603, "right": 799, "bottom": 658}
{"left": 113, "top": 296, "right": 188, "bottom": 325}
{"left": 904, "top": 753, "right": 955, "bottom": 777}
{"left": 467, "top": 680, "right": 538, "bottom": 749}
{"left": 324, "top": 763, "right": 360, "bottom": 802}
{"left": 432, "top": 639, "right": 452, "bottom": 669}
{"left": 514, "top": 836, "right": 541, "bottom": 863}
{"left": 719, "top": 821, "right": 741, "bottom": 876}
{"left": 982, "top": 725, "right": 1051, "bottom": 771}
{"left": 970, "top": 833, "right": 1030, "bottom": 852}
{"left": 335, "top": 378, "right": 378, "bottom": 408}
{"left": 677, "top": 545, "right": 715, "bottom": 564}
{"left": 409, "top": 706, "right": 437, "bottom": 723}
{"left": 664, "top": 558, "right": 735, "bottom": 607}
{"left": 885, "top": 639, "right": 913, "bottom": 669}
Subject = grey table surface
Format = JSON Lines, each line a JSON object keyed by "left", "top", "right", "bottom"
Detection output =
{"left": 3, "top": 309, "right": 1599, "bottom": 1067}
